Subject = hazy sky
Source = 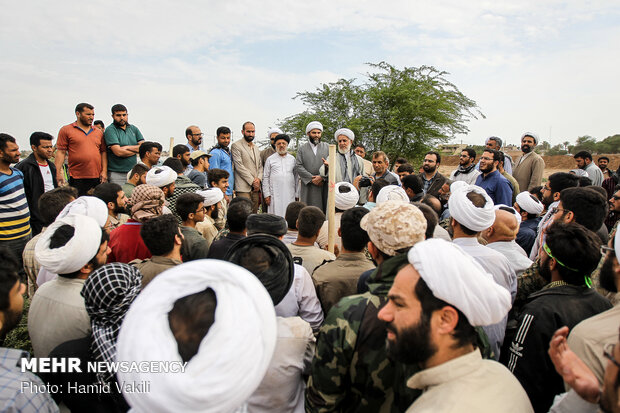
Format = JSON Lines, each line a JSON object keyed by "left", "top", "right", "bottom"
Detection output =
{"left": 1, "top": 0, "right": 619, "bottom": 151}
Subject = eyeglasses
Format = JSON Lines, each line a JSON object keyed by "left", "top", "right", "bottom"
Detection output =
{"left": 612, "top": 195, "right": 620, "bottom": 201}
{"left": 196, "top": 206, "right": 207, "bottom": 213}
{"left": 551, "top": 207, "right": 570, "bottom": 215}
{"left": 601, "top": 245, "right": 616, "bottom": 257}
{"left": 191, "top": 133, "right": 204, "bottom": 137}
{"left": 604, "top": 343, "right": 620, "bottom": 369}
{"left": 459, "top": 155, "right": 470, "bottom": 158}
{"left": 480, "top": 156, "right": 493, "bottom": 161}
{"left": 542, "top": 186, "right": 551, "bottom": 192}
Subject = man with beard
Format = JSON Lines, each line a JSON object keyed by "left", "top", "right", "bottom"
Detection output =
{"left": 321, "top": 128, "right": 366, "bottom": 184}
{"left": 606, "top": 189, "right": 620, "bottom": 232}
{"left": 598, "top": 156, "right": 613, "bottom": 179}
{"left": 478, "top": 136, "right": 513, "bottom": 175}
{"left": 450, "top": 147, "right": 480, "bottom": 185}
{"left": 377, "top": 238, "right": 531, "bottom": 413}
{"left": 513, "top": 132, "right": 545, "bottom": 193}
{"left": 263, "top": 134, "right": 298, "bottom": 218}
{"left": 185, "top": 125, "right": 204, "bottom": 153}
{"left": 260, "top": 127, "right": 282, "bottom": 167}
{"left": 575, "top": 151, "right": 604, "bottom": 187}
{"left": 514, "top": 191, "right": 544, "bottom": 256}
{"left": 420, "top": 151, "right": 447, "bottom": 197}
{"left": 547, "top": 229, "right": 620, "bottom": 413}
{"left": 505, "top": 222, "right": 612, "bottom": 412}
{"left": 56, "top": 103, "right": 108, "bottom": 195}
{"left": 104, "top": 104, "right": 144, "bottom": 185}
{"left": 16, "top": 132, "right": 58, "bottom": 236}
{"left": 93, "top": 182, "right": 129, "bottom": 232}
{"left": 0, "top": 248, "right": 59, "bottom": 411}
{"left": 475, "top": 148, "right": 513, "bottom": 206}
{"left": 209, "top": 126, "right": 234, "bottom": 198}
{"left": 173, "top": 144, "right": 191, "bottom": 175}
{"left": 296, "top": 121, "right": 330, "bottom": 212}
{"left": 232, "top": 121, "right": 262, "bottom": 213}
{"left": 29, "top": 214, "right": 110, "bottom": 357}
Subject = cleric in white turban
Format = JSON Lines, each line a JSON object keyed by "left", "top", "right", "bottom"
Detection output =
{"left": 305, "top": 121, "right": 323, "bottom": 134}
{"left": 146, "top": 166, "right": 177, "bottom": 193}
{"left": 515, "top": 191, "right": 544, "bottom": 216}
{"left": 116, "top": 260, "right": 277, "bottom": 413}
{"left": 57, "top": 196, "right": 108, "bottom": 228}
{"left": 376, "top": 185, "right": 409, "bottom": 204}
{"left": 448, "top": 183, "right": 495, "bottom": 232}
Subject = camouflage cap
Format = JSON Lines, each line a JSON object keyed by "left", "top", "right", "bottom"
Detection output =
{"left": 360, "top": 200, "right": 427, "bottom": 256}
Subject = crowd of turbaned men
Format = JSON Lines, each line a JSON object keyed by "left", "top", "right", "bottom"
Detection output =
{"left": 1, "top": 101, "right": 620, "bottom": 412}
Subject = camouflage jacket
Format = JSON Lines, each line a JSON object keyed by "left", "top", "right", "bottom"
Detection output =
{"left": 305, "top": 253, "right": 421, "bottom": 413}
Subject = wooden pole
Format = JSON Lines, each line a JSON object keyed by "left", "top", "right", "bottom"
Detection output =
{"left": 327, "top": 144, "right": 336, "bottom": 254}
{"left": 169, "top": 137, "right": 174, "bottom": 156}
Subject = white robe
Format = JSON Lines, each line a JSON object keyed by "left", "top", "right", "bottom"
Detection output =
{"left": 263, "top": 153, "right": 299, "bottom": 218}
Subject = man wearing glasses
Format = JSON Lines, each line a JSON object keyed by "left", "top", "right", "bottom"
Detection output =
{"left": 450, "top": 148, "right": 480, "bottom": 185}
{"left": 185, "top": 125, "right": 204, "bottom": 153}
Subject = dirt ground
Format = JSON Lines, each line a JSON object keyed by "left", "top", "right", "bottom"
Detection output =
{"left": 439, "top": 153, "right": 619, "bottom": 181}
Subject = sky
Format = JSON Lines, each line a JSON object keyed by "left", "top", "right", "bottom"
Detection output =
{"left": 1, "top": 0, "right": 619, "bottom": 152}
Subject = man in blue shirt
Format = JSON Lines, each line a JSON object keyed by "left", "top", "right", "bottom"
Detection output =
{"left": 209, "top": 126, "right": 234, "bottom": 198}
{"left": 475, "top": 149, "right": 512, "bottom": 206}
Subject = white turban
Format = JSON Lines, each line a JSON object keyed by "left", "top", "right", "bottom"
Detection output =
{"left": 196, "top": 188, "right": 224, "bottom": 207}
{"left": 448, "top": 184, "right": 495, "bottom": 232}
{"left": 376, "top": 185, "right": 409, "bottom": 204}
{"left": 146, "top": 166, "right": 177, "bottom": 188}
{"left": 408, "top": 239, "right": 512, "bottom": 326}
{"left": 334, "top": 182, "right": 359, "bottom": 210}
{"left": 450, "top": 181, "right": 468, "bottom": 194}
{"left": 267, "top": 127, "right": 283, "bottom": 138}
{"left": 521, "top": 132, "right": 539, "bottom": 145}
{"left": 334, "top": 128, "right": 354, "bottom": 141}
{"left": 57, "top": 196, "right": 108, "bottom": 227}
{"left": 494, "top": 204, "right": 522, "bottom": 225}
{"left": 305, "top": 121, "right": 323, "bottom": 134}
{"left": 515, "top": 191, "right": 544, "bottom": 215}
{"left": 116, "top": 260, "right": 277, "bottom": 413}
{"left": 35, "top": 215, "right": 102, "bottom": 275}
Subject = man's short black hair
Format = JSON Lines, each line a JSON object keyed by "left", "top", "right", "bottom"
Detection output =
{"left": 402, "top": 175, "right": 423, "bottom": 195}
{"left": 168, "top": 287, "right": 217, "bottom": 363}
{"left": 29, "top": 132, "right": 53, "bottom": 147}
{"left": 394, "top": 157, "right": 408, "bottom": 165}
{"left": 463, "top": 148, "right": 476, "bottom": 160}
{"left": 370, "top": 178, "right": 390, "bottom": 199}
{"left": 48, "top": 225, "right": 109, "bottom": 278}
{"left": 548, "top": 172, "right": 579, "bottom": 194}
{"left": 208, "top": 168, "right": 229, "bottom": 186}
{"left": 94, "top": 120, "right": 105, "bottom": 129}
{"left": 413, "top": 202, "right": 438, "bottom": 240}
{"left": 190, "top": 154, "right": 208, "bottom": 167}
{"left": 38, "top": 186, "right": 78, "bottom": 226}
{"left": 216, "top": 126, "right": 231, "bottom": 136}
{"left": 129, "top": 163, "right": 149, "bottom": 181}
{"left": 297, "top": 206, "right": 325, "bottom": 238}
{"left": 162, "top": 157, "right": 184, "bottom": 174}
{"left": 354, "top": 143, "right": 365, "bottom": 150}
{"left": 0, "top": 133, "right": 16, "bottom": 151}
{"left": 226, "top": 198, "right": 253, "bottom": 232}
{"left": 598, "top": 156, "right": 610, "bottom": 162}
{"left": 396, "top": 164, "right": 414, "bottom": 174}
{"left": 483, "top": 148, "right": 501, "bottom": 162}
{"left": 75, "top": 103, "right": 94, "bottom": 113}
{"left": 172, "top": 144, "right": 190, "bottom": 158}
{"left": 578, "top": 176, "right": 592, "bottom": 187}
{"left": 93, "top": 182, "right": 123, "bottom": 205}
{"left": 425, "top": 151, "right": 441, "bottom": 164}
{"left": 139, "top": 141, "right": 162, "bottom": 159}
{"left": 242, "top": 121, "right": 255, "bottom": 131}
{"left": 340, "top": 207, "right": 370, "bottom": 252}
{"left": 574, "top": 151, "right": 592, "bottom": 161}
{"left": 111, "top": 103, "right": 127, "bottom": 114}
{"left": 140, "top": 214, "right": 180, "bottom": 256}
{"left": 285, "top": 201, "right": 306, "bottom": 230}
{"left": 559, "top": 187, "right": 607, "bottom": 231}
{"left": 176, "top": 193, "right": 204, "bottom": 221}
{"left": 545, "top": 222, "right": 601, "bottom": 285}
{"left": 0, "top": 247, "right": 20, "bottom": 312}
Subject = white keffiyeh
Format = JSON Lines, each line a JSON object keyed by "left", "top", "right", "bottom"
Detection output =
{"left": 448, "top": 184, "right": 495, "bottom": 232}
{"left": 116, "top": 260, "right": 277, "bottom": 413}
{"left": 408, "top": 239, "right": 512, "bottom": 326}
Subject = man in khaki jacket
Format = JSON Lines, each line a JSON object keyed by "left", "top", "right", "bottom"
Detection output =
{"left": 231, "top": 121, "right": 263, "bottom": 213}
{"left": 512, "top": 132, "right": 545, "bottom": 193}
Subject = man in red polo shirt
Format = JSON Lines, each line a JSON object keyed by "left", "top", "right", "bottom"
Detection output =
{"left": 55, "top": 103, "right": 108, "bottom": 196}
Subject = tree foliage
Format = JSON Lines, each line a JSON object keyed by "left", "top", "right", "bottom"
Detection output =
{"left": 278, "top": 62, "right": 484, "bottom": 162}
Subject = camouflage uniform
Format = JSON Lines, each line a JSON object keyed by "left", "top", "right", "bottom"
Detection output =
{"left": 305, "top": 252, "right": 421, "bottom": 413}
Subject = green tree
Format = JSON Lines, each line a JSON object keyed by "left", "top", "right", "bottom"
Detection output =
{"left": 573, "top": 135, "right": 598, "bottom": 153}
{"left": 596, "top": 134, "right": 620, "bottom": 154}
{"left": 278, "top": 62, "right": 483, "bottom": 162}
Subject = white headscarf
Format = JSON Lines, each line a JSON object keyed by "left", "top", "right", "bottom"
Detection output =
{"left": 267, "top": 127, "right": 283, "bottom": 138}
{"left": 197, "top": 188, "right": 224, "bottom": 207}
{"left": 521, "top": 132, "right": 539, "bottom": 145}
{"left": 408, "top": 239, "right": 512, "bottom": 326}
{"left": 57, "top": 196, "right": 108, "bottom": 227}
{"left": 334, "top": 128, "right": 354, "bottom": 141}
{"left": 35, "top": 214, "right": 102, "bottom": 275}
{"left": 146, "top": 166, "right": 177, "bottom": 188}
{"left": 448, "top": 184, "right": 495, "bottom": 232}
{"left": 515, "top": 191, "right": 544, "bottom": 215}
{"left": 376, "top": 185, "right": 409, "bottom": 204}
{"left": 334, "top": 182, "right": 359, "bottom": 210}
{"left": 116, "top": 260, "right": 277, "bottom": 413}
{"left": 305, "top": 121, "right": 323, "bottom": 134}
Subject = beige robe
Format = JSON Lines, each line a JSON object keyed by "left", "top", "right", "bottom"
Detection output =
{"left": 512, "top": 152, "right": 545, "bottom": 193}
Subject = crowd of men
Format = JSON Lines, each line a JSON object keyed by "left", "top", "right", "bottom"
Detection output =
{"left": 1, "top": 102, "right": 620, "bottom": 413}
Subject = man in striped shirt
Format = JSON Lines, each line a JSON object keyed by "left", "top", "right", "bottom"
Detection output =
{"left": 0, "top": 133, "right": 31, "bottom": 281}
